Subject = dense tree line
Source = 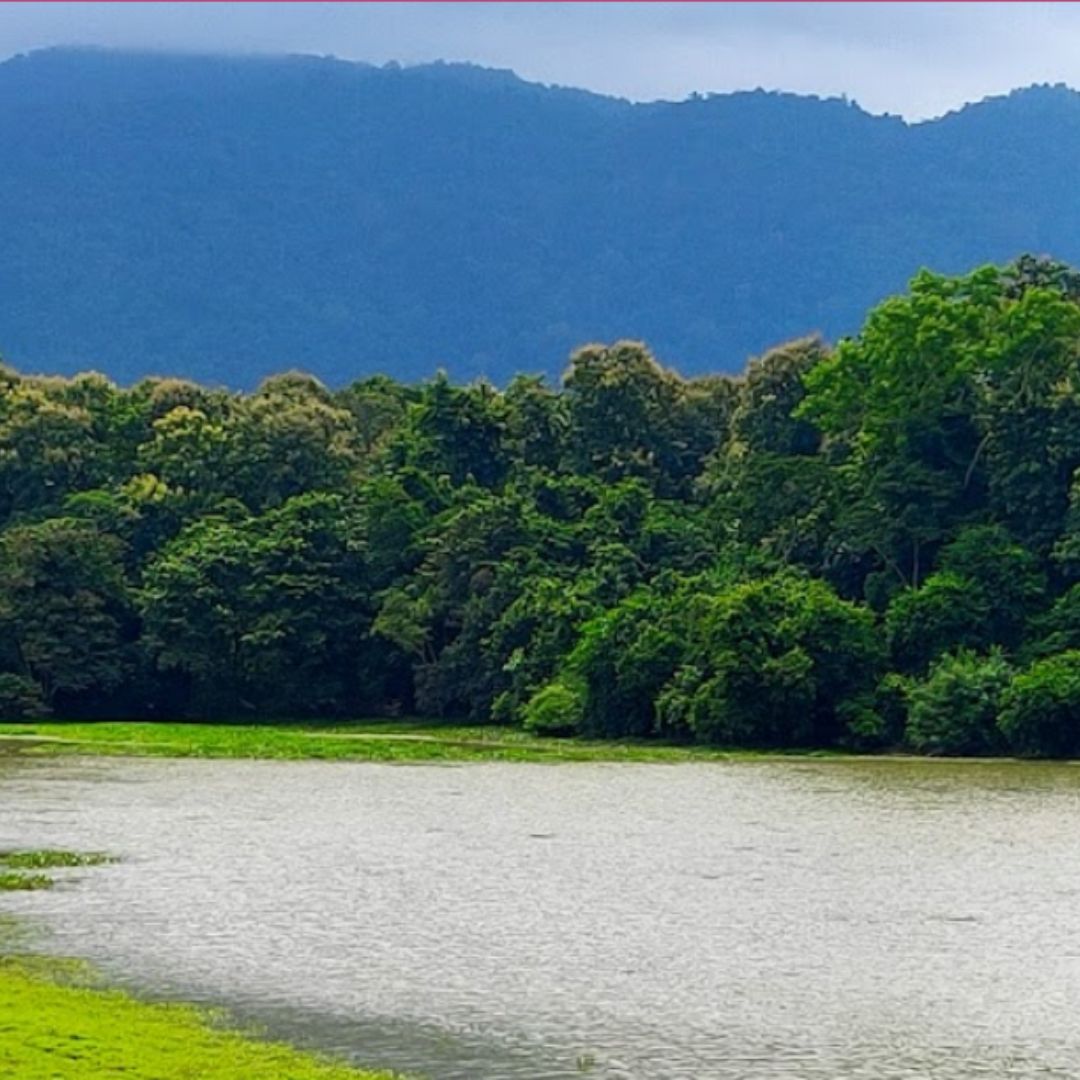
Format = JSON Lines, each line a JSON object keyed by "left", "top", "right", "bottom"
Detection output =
{"left": 7, "top": 256, "right": 1080, "bottom": 756}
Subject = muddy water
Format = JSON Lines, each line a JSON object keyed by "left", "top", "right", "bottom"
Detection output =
{"left": 3, "top": 754, "right": 1080, "bottom": 1078}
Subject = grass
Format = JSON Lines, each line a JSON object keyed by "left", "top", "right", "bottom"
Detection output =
{"left": 0, "top": 719, "right": 757, "bottom": 764}
{"left": 0, "top": 849, "right": 113, "bottom": 892}
{"left": 0, "top": 850, "right": 111, "bottom": 870}
{"left": 0, "top": 956, "right": 400, "bottom": 1080}
{"left": 0, "top": 872, "right": 52, "bottom": 893}
{"left": 0, "top": 856, "right": 400, "bottom": 1078}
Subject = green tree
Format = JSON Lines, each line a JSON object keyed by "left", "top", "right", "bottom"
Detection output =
{"left": 0, "top": 380, "right": 104, "bottom": 522}
{"left": 668, "top": 574, "right": 881, "bottom": 747}
{"left": 799, "top": 263, "right": 1080, "bottom": 589}
{"left": 999, "top": 652, "right": 1080, "bottom": 758}
{"left": 563, "top": 341, "right": 694, "bottom": 492}
{"left": 392, "top": 374, "right": 509, "bottom": 489}
{"left": 0, "top": 519, "right": 134, "bottom": 710}
{"left": 0, "top": 673, "right": 48, "bottom": 720}
{"left": 885, "top": 573, "right": 990, "bottom": 675}
{"left": 139, "top": 494, "right": 379, "bottom": 716}
{"left": 905, "top": 649, "right": 1011, "bottom": 756}
{"left": 569, "top": 590, "right": 688, "bottom": 739}
{"left": 229, "top": 373, "right": 362, "bottom": 508}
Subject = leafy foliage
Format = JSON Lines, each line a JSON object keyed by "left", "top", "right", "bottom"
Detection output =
{"left": 654, "top": 574, "right": 881, "bottom": 748}
{"left": 522, "top": 681, "right": 585, "bottom": 736}
{"left": 7, "top": 256, "right": 1080, "bottom": 756}
{"left": 905, "top": 649, "right": 1012, "bottom": 756}
{"left": 999, "top": 652, "right": 1080, "bottom": 758}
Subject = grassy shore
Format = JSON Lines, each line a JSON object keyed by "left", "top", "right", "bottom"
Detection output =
{"left": 0, "top": 956, "right": 398, "bottom": 1080}
{"left": 0, "top": 855, "right": 400, "bottom": 1078}
{"left": 0, "top": 719, "right": 755, "bottom": 764}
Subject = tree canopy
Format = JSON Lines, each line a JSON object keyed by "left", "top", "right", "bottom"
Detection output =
{"left": 7, "top": 257, "right": 1080, "bottom": 756}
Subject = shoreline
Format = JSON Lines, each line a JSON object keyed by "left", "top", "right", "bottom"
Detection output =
{"left": 0, "top": 954, "right": 400, "bottom": 1080}
{"left": 0, "top": 720, "right": 1065, "bottom": 766}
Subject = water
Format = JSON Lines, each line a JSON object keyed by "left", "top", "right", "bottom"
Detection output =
{"left": 3, "top": 754, "right": 1080, "bottom": 1078}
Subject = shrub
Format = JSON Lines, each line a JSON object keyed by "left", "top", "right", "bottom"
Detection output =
{"left": 838, "top": 691, "right": 893, "bottom": 751}
{"left": 1025, "top": 583, "right": 1080, "bottom": 659}
{"left": 885, "top": 572, "right": 991, "bottom": 674}
{"left": 905, "top": 649, "right": 1011, "bottom": 756}
{"left": 999, "top": 651, "right": 1080, "bottom": 758}
{"left": 522, "top": 680, "right": 584, "bottom": 736}
{"left": 569, "top": 592, "right": 687, "bottom": 739}
{"left": 672, "top": 574, "right": 881, "bottom": 748}
{"left": 0, "top": 674, "right": 48, "bottom": 721}
{"left": 939, "top": 525, "right": 1045, "bottom": 648}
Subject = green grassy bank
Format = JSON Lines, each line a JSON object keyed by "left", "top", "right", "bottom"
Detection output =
{"left": 0, "top": 853, "right": 401, "bottom": 1078}
{"left": 0, "top": 956, "right": 398, "bottom": 1080}
{"left": 0, "top": 719, "right": 748, "bottom": 764}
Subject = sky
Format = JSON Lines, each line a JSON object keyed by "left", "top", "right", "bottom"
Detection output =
{"left": 0, "top": 2, "right": 1078, "bottom": 120}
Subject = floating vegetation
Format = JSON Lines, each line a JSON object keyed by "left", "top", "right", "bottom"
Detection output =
{"left": 0, "top": 849, "right": 114, "bottom": 892}
{"left": 0, "top": 871, "right": 52, "bottom": 892}
{"left": 0, "top": 849, "right": 112, "bottom": 870}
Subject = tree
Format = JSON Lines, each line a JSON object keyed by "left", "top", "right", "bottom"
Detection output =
{"left": 905, "top": 649, "right": 1011, "bottom": 756}
{"left": 0, "top": 255, "right": 1078, "bottom": 750}
{"left": 139, "top": 494, "right": 379, "bottom": 716}
{"left": 798, "top": 263, "right": 1080, "bottom": 588}
{"left": 335, "top": 375, "right": 419, "bottom": 455}
{"left": 667, "top": 574, "right": 882, "bottom": 748}
{"left": 999, "top": 652, "right": 1080, "bottom": 758}
{"left": 0, "top": 673, "right": 48, "bottom": 720}
{"left": 563, "top": 341, "right": 693, "bottom": 493}
{"left": 503, "top": 374, "right": 568, "bottom": 471}
{"left": 937, "top": 525, "right": 1045, "bottom": 648}
{"left": 1026, "top": 584, "right": 1080, "bottom": 658}
{"left": 885, "top": 573, "right": 991, "bottom": 675}
{"left": 228, "top": 373, "right": 362, "bottom": 508}
{"left": 0, "top": 518, "right": 134, "bottom": 710}
{"left": 569, "top": 590, "right": 688, "bottom": 739}
{"left": 391, "top": 374, "right": 509, "bottom": 490}
{"left": 728, "top": 337, "right": 824, "bottom": 457}
{"left": 886, "top": 527, "right": 1045, "bottom": 674}
{"left": 0, "top": 380, "right": 104, "bottom": 522}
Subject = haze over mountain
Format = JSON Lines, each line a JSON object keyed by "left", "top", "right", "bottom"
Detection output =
{"left": 2, "top": 47, "right": 1079, "bottom": 387}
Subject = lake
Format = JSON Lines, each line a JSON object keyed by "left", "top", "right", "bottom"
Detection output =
{"left": 3, "top": 754, "right": 1080, "bottom": 1078}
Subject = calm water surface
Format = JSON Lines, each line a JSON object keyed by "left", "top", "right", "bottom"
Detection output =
{"left": 3, "top": 754, "right": 1080, "bottom": 1079}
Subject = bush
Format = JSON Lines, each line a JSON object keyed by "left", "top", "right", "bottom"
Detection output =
{"left": 0, "top": 674, "right": 48, "bottom": 721}
{"left": 939, "top": 525, "right": 1045, "bottom": 648}
{"left": 522, "top": 680, "right": 584, "bottom": 736}
{"left": 885, "top": 572, "right": 991, "bottom": 674}
{"left": 1026, "top": 583, "right": 1080, "bottom": 659}
{"left": 654, "top": 664, "right": 703, "bottom": 741}
{"left": 838, "top": 691, "right": 893, "bottom": 751}
{"left": 670, "top": 574, "right": 882, "bottom": 748}
{"left": 569, "top": 592, "right": 687, "bottom": 739}
{"left": 999, "top": 651, "right": 1080, "bottom": 758}
{"left": 905, "top": 649, "right": 1011, "bottom": 756}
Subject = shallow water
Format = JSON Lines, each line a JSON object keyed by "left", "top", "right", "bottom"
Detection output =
{"left": 3, "top": 754, "right": 1080, "bottom": 1078}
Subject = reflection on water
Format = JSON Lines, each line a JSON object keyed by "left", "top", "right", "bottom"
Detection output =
{"left": 3, "top": 754, "right": 1080, "bottom": 1078}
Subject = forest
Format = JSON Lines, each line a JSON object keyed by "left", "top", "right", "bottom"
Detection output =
{"left": 5, "top": 256, "right": 1080, "bottom": 757}
{"left": 6, "top": 49, "right": 1080, "bottom": 388}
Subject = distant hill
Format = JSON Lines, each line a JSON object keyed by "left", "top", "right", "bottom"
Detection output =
{"left": 2, "top": 47, "right": 1080, "bottom": 387}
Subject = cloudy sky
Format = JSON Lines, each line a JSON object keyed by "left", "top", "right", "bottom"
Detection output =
{"left": 0, "top": 2, "right": 1077, "bottom": 120}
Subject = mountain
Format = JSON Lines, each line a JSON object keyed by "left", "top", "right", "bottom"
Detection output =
{"left": 1, "top": 47, "right": 1080, "bottom": 387}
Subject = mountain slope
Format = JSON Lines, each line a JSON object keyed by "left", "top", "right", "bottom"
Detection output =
{"left": 1, "top": 48, "right": 1078, "bottom": 386}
